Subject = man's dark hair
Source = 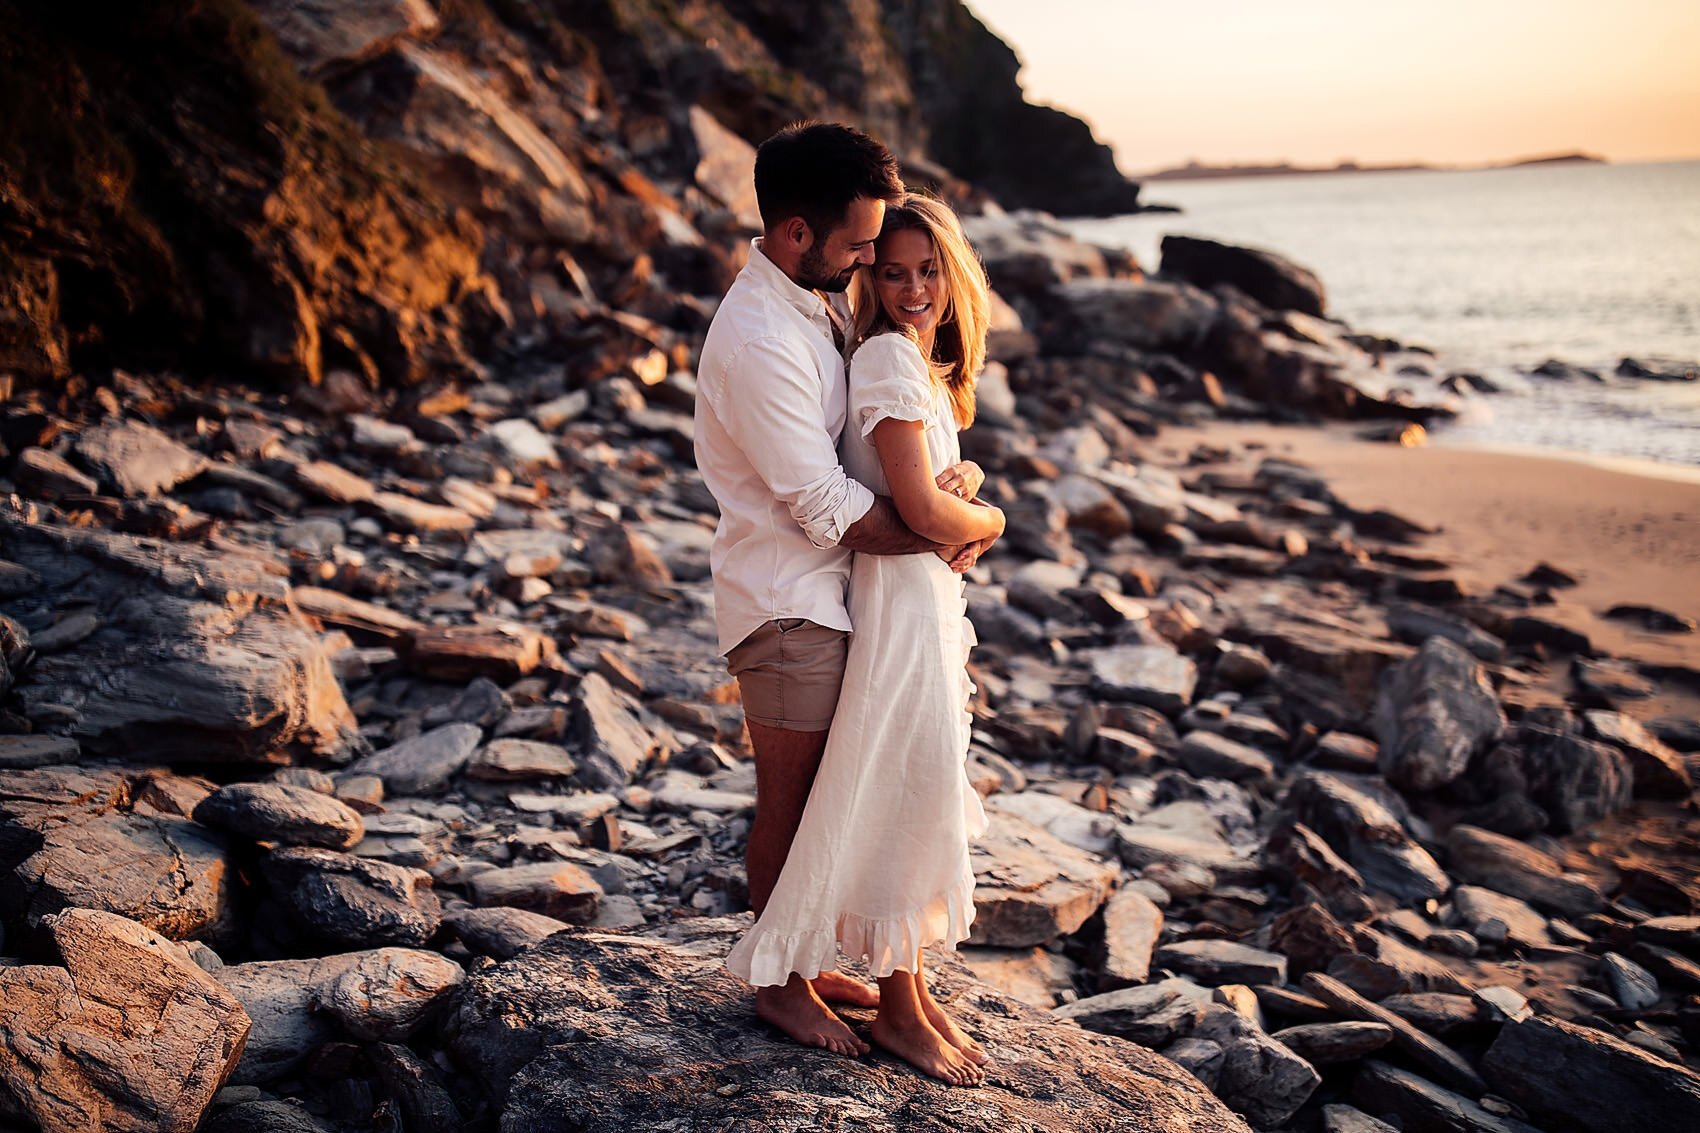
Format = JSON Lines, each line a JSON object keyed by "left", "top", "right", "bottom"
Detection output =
{"left": 754, "top": 121, "right": 905, "bottom": 237}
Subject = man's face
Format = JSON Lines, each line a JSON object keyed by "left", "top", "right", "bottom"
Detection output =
{"left": 797, "top": 196, "right": 886, "bottom": 293}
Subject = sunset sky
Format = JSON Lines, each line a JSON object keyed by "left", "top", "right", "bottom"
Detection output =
{"left": 964, "top": 0, "right": 1700, "bottom": 172}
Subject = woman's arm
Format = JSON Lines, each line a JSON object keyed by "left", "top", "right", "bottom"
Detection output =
{"left": 870, "top": 419, "right": 1004, "bottom": 546}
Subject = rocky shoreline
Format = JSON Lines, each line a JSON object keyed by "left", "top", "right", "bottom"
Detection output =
{"left": 3, "top": 204, "right": 1699, "bottom": 1130}
{"left": 3, "top": 2, "right": 1700, "bottom": 1131}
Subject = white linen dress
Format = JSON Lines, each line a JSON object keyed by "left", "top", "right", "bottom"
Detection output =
{"left": 726, "top": 332, "right": 988, "bottom": 986}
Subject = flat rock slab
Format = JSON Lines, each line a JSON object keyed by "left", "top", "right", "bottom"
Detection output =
{"left": 72, "top": 419, "right": 207, "bottom": 497}
{"left": 1452, "top": 885, "right": 1552, "bottom": 950}
{"left": 468, "top": 861, "right": 603, "bottom": 923}
{"left": 571, "top": 672, "right": 656, "bottom": 789}
{"left": 1444, "top": 823, "right": 1605, "bottom": 916}
{"left": 0, "top": 909, "right": 250, "bottom": 1133}
{"left": 1, "top": 777, "right": 232, "bottom": 943}
{"left": 1583, "top": 709, "right": 1694, "bottom": 797}
{"left": 347, "top": 722, "right": 482, "bottom": 795}
{"left": 444, "top": 906, "right": 573, "bottom": 960}
{"left": 1156, "top": 939, "right": 1288, "bottom": 986}
{"left": 444, "top": 917, "right": 1250, "bottom": 1132}
{"left": 1101, "top": 885, "right": 1164, "bottom": 987}
{"left": 466, "top": 738, "right": 577, "bottom": 781}
{"left": 1088, "top": 644, "right": 1198, "bottom": 715}
{"left": 1271, "top": 1021, "right": 1393, "bottom": 1064}
{"left": 3, "top": 520, "right": 359, "bottom": 764}
{"left": 1053, "top": 980, "right": 1209, "bottom": 1047}
{"left": 1353, "top": 1061, "right": 1544, "bottom": 1133}
{"left": 1483, "top": 1014, "right": 1700, "bottom": 1133}
{"left": 1177, "top": 730, "right": 1275, "bottom": 782}
{"left": 193, "top": 782, "right": 364, "bottom": 849}
{"left": 969, "top": 810, "right": 1118, "bottom": 947}
{"left": 401, "top": 623, "right": 553, "bottom": 682}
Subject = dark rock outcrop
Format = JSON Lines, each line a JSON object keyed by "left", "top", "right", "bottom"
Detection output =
{"left": 445, "top": 917, "right": 1250, "bottom": 1132}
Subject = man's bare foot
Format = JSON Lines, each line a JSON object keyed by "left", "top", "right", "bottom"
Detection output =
{"left": 755, "top": 980, "right": 869, "bottom": 1056}
{"left": 812, "top": 969, "right": 879, "bottom": 1009}
{"left": 870, "top": 1014, "right": 984, "bottom": 1087}
{"left": 918, "top": 991, "right": 989, "bottom": 1065}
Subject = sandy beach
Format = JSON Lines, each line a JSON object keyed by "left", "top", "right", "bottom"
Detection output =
{"left": 1159, "top": 423, "right": 1700, "bottom": 687}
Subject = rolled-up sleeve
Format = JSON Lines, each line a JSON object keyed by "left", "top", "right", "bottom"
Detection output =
{"left": 714, "top": 336, "right": 875, "bottom": 549}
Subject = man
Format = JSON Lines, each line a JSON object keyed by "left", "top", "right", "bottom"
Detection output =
{"left": 694, "top": 123, "right": 975, "bottom": 1055}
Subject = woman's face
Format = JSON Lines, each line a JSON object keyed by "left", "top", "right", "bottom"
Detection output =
{"left": 873, "top": 228, "right": 946, "bottom": 342}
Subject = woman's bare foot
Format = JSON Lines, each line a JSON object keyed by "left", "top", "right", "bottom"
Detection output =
{"left": 812, "top": 969, "right": 879, "bottom": 1008}
{"left": 870, "top": 1013, "right": 984, "bottom": 1087}
{"left": 916, "top": 971, "right": 988, "bottom": 1064}
{"left": 755, "top": 977, "right": 870, "bottom": 1056}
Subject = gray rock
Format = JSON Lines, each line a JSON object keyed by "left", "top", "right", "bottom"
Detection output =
{"left": 1482, "top": 1014, "right": 1700, "bottom": 1133}
{"left": 1053, "top": 277, "right": 1219, "bottom": 353}
{"left": 444, "top": 918, "right": 1250, "bottom": 1132}
{"left": 1321, "top": 1103, "right": 1400, "bottom": 1133}
{"left": 1177, "top": 730, "right": 1275, "bottom": 782}
{"left": 201, "top": 1099, "right": 335, "bottom": 1133}
{"left": 1475, "top": 723, "right": 1633, "bottom": 834}
{"left": 466, "top": 738, "right": 578, "bottom": 781}
{"left": 969, "top": 810, "right": 1117, "bottom": 947}
{"left": 1155, "top": 939, "right": 1288, "bottom": 986}
{"left": 1602, "top": 952, "right": 1660, "bottom": 1011}
{"left": 3, "top": 520, "right": 360, "bottom": 764}
{"left": 193, "top": 782, "right": 364, "bottom": 849}
{"left": 348, "top": 722, "right": 482, "bottom": 795}
{"left": 1445, "top": 823, "right": 1605, "bottom": 916}
{"left": 1161, "top": 234, "right": 1326, "bottom": 316}
{"left": 1452, "top": 885, "right": 1553, "bottom": 950}
{"left": 572, "top": 673, "right": 656, "bottom": 788}
{"left": 1163, "top": 1036, "right": 1225, "bottom": 1090}
{"left": 317, "top": 947, "right": 465, "bottom": 1040}
{"left": 0, "top": 734, "right": 80, "bottom": 769}
{"left": 1380, "top": 992, "right": 1482, "bottom": 1036}
{"left": 1284, "top": 772, "right": 1448, "bottom": 903}
{"left": 1583, "top": 710, "right": 1694, "bottom": 797}
{"left": 1353, "top": 1061, "right": 1544, "bottom": 1133}
{"left": 1101, "top": 886, "right": 1164, "bottom": 987}
{"left": 260, "top": 846, "right": 441, "bottom": 948}
{"left": 1051, "top": 980, "right": 1208, "bottom": 1046}
{"left": 468, "top": 861, "right": 603, "bottom": 923}
{"left": 1271, "top": 1021, "right": 1394, "bottom": 1064}
{"left": 14, "top": 446, "right": 98, "bottom": 499}
{"left": 1088, "top": 644, "right": 1198, "bottom": 715}
{"left": 0, "top": 909, "right": 249, "bottom": 1132}
{"left": 215, "top": 953, "right": 364, "bottom": 1083}
{"left": 1373, "top": 636, "right": 1506, "bottom": 792}
{"left": 1262, "top": 821, "right": 1374, "bottom": 920}
{"left": 72, "top": 419, "right": 207, "bottom": 497}
{"left": 445, "top": 906, "right": 574, "bottom": 959}
{"left": 1193, "top": 1004, "right": 1322, "bottom": 1128}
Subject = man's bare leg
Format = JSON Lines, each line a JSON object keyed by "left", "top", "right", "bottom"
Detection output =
{"left": 746, "top": 719, "right": 871, "bottom": 1054}
{"left": 869, "top": 957, "right": 984, "bottom": 1086}
{"left": 915, "top": 958, "right": 989, "bottom": 1064}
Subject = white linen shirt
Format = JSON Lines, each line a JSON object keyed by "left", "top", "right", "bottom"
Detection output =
{"left": 695, "top": 240, "right": 877, "bottom": 654}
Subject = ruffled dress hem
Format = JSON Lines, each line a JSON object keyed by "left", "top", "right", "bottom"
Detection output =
{"left": 727, "top": 869, "right": 979, "bottom": 987}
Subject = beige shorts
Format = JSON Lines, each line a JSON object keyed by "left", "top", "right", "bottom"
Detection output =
{"left": 725, "top": 618, "right": 849, "bottom": 732}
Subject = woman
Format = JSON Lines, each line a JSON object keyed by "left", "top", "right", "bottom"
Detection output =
{"left": 726, "top": 194, "right": 1005, "bottom": 1087}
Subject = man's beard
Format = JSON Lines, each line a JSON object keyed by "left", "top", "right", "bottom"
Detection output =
{"left": 797, "top": 245, "right": 857, "bottom": 293}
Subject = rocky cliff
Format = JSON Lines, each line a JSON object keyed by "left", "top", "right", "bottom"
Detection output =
{"left": 0, "top": 0, "right": 1141, "bottom": 390}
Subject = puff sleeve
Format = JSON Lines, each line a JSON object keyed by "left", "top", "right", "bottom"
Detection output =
{"left": 849, "top": 333, "right": 937, "bottom": 440}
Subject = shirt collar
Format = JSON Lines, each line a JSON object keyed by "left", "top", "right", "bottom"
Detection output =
{"left": 748, "top": 238, "right": 849, "bottom": 343}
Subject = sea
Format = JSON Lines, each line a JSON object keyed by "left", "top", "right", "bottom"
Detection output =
{"left": 1068, "top": 159, "right": 1700, "bottom": 469}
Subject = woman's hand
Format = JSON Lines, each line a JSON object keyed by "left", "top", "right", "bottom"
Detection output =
{"left": 934, "top": 461, "right": 984, "bottom": 501}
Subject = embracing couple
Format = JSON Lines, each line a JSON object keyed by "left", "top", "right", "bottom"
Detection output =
{"left": 693, "top": 122, "right": 1006, "bottom": 1087}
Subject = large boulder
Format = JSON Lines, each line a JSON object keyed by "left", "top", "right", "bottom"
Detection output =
{"left": 1160, "top": 235, "right": 1326, "bottom": 316}
{"left": 1470, "top": 721, "right": 1634, "bottom": 834}
{"left": 2, "top": 518, "right": 360, "bottom": 764}
{"left": 1049, "top": 278, "right": 1217, "bottom": 354}
{"left": 0, "top": 909, "right": 250, "bottom": 1132}
{"left": 444, "top": 917, "right": 1249, "bottom": 1131}
{"left": 1373, "top": 636, "right": 1506, "bottom": 792}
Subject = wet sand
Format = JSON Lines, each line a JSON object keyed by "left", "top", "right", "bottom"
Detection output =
{"left": 1157, "top": 423, "right": 1700, "bottom": 687}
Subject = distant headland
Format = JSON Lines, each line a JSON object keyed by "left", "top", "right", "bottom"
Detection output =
{"left": 1139, "top": 151, "right": 1607, "bottom": 182}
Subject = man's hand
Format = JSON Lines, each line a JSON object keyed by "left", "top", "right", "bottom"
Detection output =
{"left": 934, "top": 461, "right": 985, "bottom": 501}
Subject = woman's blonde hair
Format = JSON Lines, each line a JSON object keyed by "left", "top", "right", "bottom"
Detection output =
{"left": 849, "top": 194, "right": 990, "bottom": 429}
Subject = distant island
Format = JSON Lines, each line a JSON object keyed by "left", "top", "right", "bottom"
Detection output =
{"left": 1140, "top": 151, "right": 1606, "bottom": 182}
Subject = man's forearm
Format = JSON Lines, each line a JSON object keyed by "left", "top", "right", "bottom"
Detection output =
{"left": 839, "top": 495, "right": 949, "bottom": 556}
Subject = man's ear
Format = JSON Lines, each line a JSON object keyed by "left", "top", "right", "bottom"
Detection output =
{"left": 780, "top": 215, "right": 814, "bottom": 253}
